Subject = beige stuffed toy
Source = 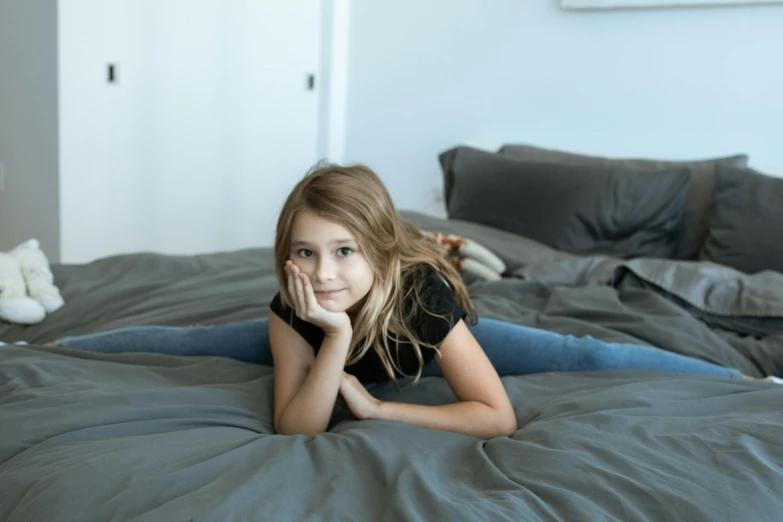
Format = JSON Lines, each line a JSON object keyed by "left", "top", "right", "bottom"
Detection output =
{"left": 422, "top": 230, "right": 507, "bottom": 281}
{"left": 0, "top": 239, "right": 64, "bottom": 325}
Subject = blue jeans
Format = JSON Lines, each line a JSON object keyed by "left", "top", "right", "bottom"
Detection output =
{"left": 53, "top": 318, "right": 742, "bottom": 379}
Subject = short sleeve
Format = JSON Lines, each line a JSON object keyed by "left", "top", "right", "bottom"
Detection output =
{"left": 269, "top": 292, "right": 294, "bottom": 322}
{"left": 411, "top": 268, "right": 466, "bottom": 347}
{"left": 269, "top": 292, "right": 327, "bottom": 352}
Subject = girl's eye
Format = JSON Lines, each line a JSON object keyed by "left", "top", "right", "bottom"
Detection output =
{"left": 337, "top": 247, "right": 353, "bottom": 257}
{"left": 297, "top": 249, "right": 314, "bottom": 258}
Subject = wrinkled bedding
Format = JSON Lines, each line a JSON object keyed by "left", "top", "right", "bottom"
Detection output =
{"left": 1, "top": 211, "right": 782, "bottom": 521}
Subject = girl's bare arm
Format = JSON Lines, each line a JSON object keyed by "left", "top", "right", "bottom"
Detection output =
{"left": 270, "top": 314, "right": 352, "bottom": 439}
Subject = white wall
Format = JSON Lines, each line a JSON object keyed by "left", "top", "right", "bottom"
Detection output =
{"left": 3, "top": 1, "right": 781, "bottom": 261}
{"left": 340, "top": 0, "right": 783, "bottom": 217}
{"left": 0, "top": 0, "right": 59, "bottom": 257}
{"left": 57, "top": 0, "right": 322, "bottom": 263}
{"left": 318, "top": 0, "right": 350, "bottom": 162}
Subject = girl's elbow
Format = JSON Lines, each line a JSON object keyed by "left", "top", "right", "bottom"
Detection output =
{"left": 274, "top": 424, "right": 322, "bottom": 439}
{"left": 494, "top": 409, "right": 518, "bottom": 438}
{"left": 472, "top": 401, "right": 517, "bottom": 438}
{"left": 274, "top": 417, "right": 324, "bottom": 439}
{"left": 500, "top": 418, "right": 518, "bottom": 437}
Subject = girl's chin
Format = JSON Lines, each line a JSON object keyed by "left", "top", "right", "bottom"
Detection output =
{"left": 317, "top": 292, "right": 366, "bottom": 315}
{"left": 318, "top": 299, "right": 353, "bottom": 314}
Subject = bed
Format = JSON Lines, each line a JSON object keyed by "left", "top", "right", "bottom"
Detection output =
{"left": 1, "top": 144, "right": 782, "bottom": 521}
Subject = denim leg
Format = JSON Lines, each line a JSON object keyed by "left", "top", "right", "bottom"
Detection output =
{"left": 54, "top": 319, "right": 272, "bottom": 365}
{"left": 422, "top": 318, "right": 741, "bottom": 379}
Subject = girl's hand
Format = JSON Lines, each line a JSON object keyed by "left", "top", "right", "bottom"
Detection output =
{"left": 339, "top": 372, "right": 382, "bottom": 420}
{"left": 286, "top": 261, "right": 351, "bottom": 335}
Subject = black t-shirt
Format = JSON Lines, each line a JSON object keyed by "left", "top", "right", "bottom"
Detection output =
{"left": 269, "top": 265, "right": 465, "bottom": 383}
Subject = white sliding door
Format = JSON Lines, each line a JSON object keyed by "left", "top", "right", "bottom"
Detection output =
{"left": 60, "top": 0, "right": 322, "bottom": 262}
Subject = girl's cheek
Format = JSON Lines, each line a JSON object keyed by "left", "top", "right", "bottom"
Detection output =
{"left": 344, "top": 252, "right": 364, "bottom": 264}
{"left": 290, "top": 259, "right": 309, "bottom": 273}
{"left": 344, "top": 258, "right": 363, "bottom": 270}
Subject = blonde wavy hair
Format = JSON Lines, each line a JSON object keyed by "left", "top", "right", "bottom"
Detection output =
{"left": 274, "top": 162, "right": 477, "bottom": 385}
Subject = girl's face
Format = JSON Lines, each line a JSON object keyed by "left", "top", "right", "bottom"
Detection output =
{"left": 288, "top": 210, "right": 375, "bottom": 315}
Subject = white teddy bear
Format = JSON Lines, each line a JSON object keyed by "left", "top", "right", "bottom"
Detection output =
{"left": 0, "top": 239, "right": 64, "bottom": 325}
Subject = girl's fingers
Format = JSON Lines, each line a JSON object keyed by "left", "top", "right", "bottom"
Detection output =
{"left": 302, "top": 273, "right": 320, "bottom": 312}
{"left": 286, "top": 263, "right": 303, "bottom": 312}
{"left": 293, "top": 271, "right": 307, "bottom": 313}
{"left": 287, "top": 261, "right": 304, "bottom": 311}
{"left": 285, "top": 262, "right": 319, "bottom": 319}
{"left": 285, "top": 263, "right": 296, "bottom": 299}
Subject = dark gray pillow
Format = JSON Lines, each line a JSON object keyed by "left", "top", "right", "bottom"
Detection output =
{"left": 701, "top": 165, "right": 783, "bottom": 275}
{"left": 439, "top": 146, "right": 691, "bottom": 259}
{"left": 498, "top": 143, "right": 749, "bottom": 260}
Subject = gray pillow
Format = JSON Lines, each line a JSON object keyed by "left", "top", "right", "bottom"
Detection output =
{"left": 498, "top": 143, "right": 749, "bottom": 260}
{"left": 439, "top": 146, "right": 691, "bottom": 259}
{"left": 701, "top": 165, "right": 783, "bottom": 275}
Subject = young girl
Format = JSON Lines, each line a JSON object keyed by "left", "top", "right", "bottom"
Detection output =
{"left": 47, "top": 163, "right": 779, "bottom": 439}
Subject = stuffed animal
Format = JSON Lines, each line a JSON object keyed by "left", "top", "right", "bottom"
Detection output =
{"left": 422, "top": 230, "right": 506, "bottom": 281}
{"left": 0, "top": 253, "right": 45, "bottom": 325}
{"left": 0, "top": 239, "right": 64, "bottom": 325}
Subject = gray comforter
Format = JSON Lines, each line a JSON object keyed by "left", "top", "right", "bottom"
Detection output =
{"left": 1, "top": 212, "right": 782, "bottom": 521}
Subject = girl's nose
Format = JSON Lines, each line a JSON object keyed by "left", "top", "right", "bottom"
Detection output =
{"left": 313, "top": 258, "right": 336, "bottom": 282}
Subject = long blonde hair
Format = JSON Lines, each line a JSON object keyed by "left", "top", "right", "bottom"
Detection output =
{"left": 274, "top": 162, "right": 477, "bottom": 385}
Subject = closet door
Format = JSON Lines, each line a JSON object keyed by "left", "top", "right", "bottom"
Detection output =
{"left": 60, "top": 0, "right": 321, "bottom": 263}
